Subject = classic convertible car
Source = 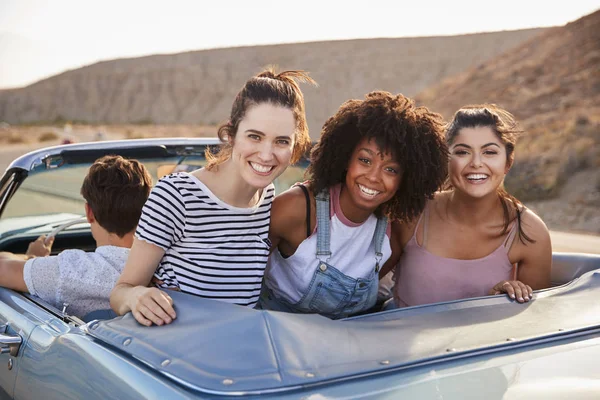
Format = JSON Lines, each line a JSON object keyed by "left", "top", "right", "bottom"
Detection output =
{"left": 0, "top": 139, "right": 599, "bottom": 399}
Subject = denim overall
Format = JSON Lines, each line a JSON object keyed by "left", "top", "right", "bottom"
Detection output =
{"left": 260, "top": 190, "right": 388, "bottom": 319}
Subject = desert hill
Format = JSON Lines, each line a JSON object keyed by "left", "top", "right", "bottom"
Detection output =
{"left": 416, "top": 10, "right": 600, "bottom": 232}
{"left": 415, "top": 10, "right": 600, "bottom": 197}
{"left": 416, "top": 11, "right": 599, "bottom": 122}
{"left": 0, "top": 29, "right": 543, "bottom": 139}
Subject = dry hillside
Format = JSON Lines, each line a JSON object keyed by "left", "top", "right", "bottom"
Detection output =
{"left": 0, "top": 29, "right": 543, "bottom": 139}
{"left": 416, "top": 10, "right": 600, "bottom": 233}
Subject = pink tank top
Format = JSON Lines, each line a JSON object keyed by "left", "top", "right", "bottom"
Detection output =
{"left": 393, "top": 203, "right": 518, "bottom": 307}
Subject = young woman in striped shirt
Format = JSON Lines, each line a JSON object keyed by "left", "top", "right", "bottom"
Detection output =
{"left": 110, "top": 68, "right": 315, "bottom": 326}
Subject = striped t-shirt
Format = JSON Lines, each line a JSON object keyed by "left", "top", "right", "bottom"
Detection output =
{"left": 135, "top": 172, "right": 274, "bottom": 307}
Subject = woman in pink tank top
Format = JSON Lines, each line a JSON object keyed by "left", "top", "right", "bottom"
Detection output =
{"left": 381, "top": 105, "right": 552, "bottom": 307}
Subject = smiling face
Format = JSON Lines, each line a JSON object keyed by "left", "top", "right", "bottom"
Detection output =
{"left": 341, "top": 138, "right": 402, "bottom": 221}
{"left": 448, "top": 126, "right": 510, "bottom": 199}
{"left": 230, "top": 103, "right": 296, "bottom": 189}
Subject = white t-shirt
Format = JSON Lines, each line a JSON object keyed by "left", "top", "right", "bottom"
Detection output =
{"left": 265, "top": 185, "right": 392, "bottom": 304}
{"left": 23, "top": 246, "right": 129, "bottom": 318}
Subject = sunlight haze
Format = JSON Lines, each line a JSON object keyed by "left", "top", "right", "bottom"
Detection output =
{"left": 0, "top": 0, "right": 598, "bottom": 88}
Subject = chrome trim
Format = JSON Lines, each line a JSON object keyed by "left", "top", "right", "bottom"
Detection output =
{"left": 5, "top": 137, "right": 220, "bottom": 173}
{"left": 0, "top": 172, "right": 22, "bottom": 216}
{"left": 0, "top": 325, "right": 22, "bottom": 357}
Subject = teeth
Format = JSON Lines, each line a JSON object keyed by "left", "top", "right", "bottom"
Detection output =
{"left": 250, "top": 162, "right": 273, "bottom": 173}
{"left": 467, "top": 174, "right": 488, "bottom": 180}
{"left": 358, "top": 184, "right": 380, "bottom": 196}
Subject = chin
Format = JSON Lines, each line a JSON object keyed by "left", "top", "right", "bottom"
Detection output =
{"left": 465, "top": 188, "right": 495, "bottom": 198}
{"left": 244, "top": 172, "right": 277, "bottom": 189}
{"left": 356, "top": 196, "right": 388, "bottom": 213}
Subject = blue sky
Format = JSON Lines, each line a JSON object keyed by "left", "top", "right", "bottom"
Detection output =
{"left": 0, "top": 0, "right": 598, "bottom": 88}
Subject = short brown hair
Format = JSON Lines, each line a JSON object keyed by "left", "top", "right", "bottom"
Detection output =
{"left": 308, "top": 91, "right": 448, "bottom": 222}
{"left": 206, "top": 66, "right": 316, "bottom": 168}
{"left": 80, "top": 155, "right": 152, "bottom": 237}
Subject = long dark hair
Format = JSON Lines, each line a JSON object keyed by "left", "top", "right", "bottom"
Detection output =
{"left": 445, "top": 104, "right": 534, "bottom": 244}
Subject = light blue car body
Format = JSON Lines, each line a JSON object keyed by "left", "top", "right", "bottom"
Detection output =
{"left": 0, "top": 139, "right": 599, "bottom": 399}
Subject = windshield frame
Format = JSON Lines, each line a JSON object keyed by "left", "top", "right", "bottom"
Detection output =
{"left": 0, "top": 168, "right": 27, "bottom": 217}
{"left": 0, "top": 138, "right": 221, "bottom": 220}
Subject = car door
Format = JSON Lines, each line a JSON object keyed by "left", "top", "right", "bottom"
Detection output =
{"left": 0, "top": 289, "right": 40, "bottom": 400}
{"left": 0, "top": 289, "right": 198, "bottom": 400}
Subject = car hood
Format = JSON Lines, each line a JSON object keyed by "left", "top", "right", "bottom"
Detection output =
{"left": 86, "top": 269, "right": 600, "bottom": 396}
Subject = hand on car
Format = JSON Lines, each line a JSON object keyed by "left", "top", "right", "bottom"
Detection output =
{"left": 26, "top": 235, "right": 54, "bottom": 258}
{"left": 489, "top": 280, "right": 533, "bottom": 303}
{"left": 130, "top": 286, "right": 177, "bottom": 327}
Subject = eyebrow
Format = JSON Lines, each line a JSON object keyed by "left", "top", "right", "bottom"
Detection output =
{"left": 453, "top": 142, "right": 501, "bottom": 149}
{"left": 358, "top": 147, "right": 376, "bottom": 155}
{"left": 245, "top": 129, "right": 292, "bottom": 140}
{"left": 358, "top": 147, "right": 400, "bottom": 163}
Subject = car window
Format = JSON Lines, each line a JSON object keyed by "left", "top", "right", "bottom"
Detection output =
{"left": 3, "top": 166, "right": 87, "bottom": 218}
{"left": 2, "top": 158, "right": 307, "bottom": 219}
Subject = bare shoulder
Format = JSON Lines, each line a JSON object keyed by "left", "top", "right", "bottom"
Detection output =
{"left": 272, "top": 185, "right": 311, "bottom": 219}
{"left": 520, "top": 208, "right": 551, "bottom": 243}
{"left": 270, "top": 184, "right": 313, "bottom": 236}
{"left": 392, "top": 217, "right": 416, "bottom": 246}
{"left": 511, "top": 207, "right": 552, "bottom": 265}
{"left": 511, "top": 207, "right": 552, "bottom": 288}
{"left": 427, "top": 190, "right": 452, "bottom": 211}
{"left": 269, "top": 184, "right": 314, "bottom": 250}
{"left": 423, "top": 191, "right": 447, "bottom": 225}
{"left": 392, "top": 192, "right": 443, "bottom": 247}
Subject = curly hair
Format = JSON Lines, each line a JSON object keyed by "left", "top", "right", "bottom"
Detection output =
{"left": 81, "top": 155, "right": 153, "bottom": 237}
{"left": 206, "top": 66, "right": 316, "bottom": 169}
{"left": 308, "top": 91, "right": 448, "bottom": 222}
{"left": 445, "top": 104, "right": 533, "bottom": 244}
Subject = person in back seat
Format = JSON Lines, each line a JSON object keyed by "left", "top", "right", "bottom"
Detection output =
{"left": 0, "top": 155, "right": 152, "bottom": 319}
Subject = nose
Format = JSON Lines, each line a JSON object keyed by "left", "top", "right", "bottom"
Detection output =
{"left": 257, "top": 141, "right": 274, "bottom": 162}
{"left": 470, "top": 153, "right": 482, "bottom": 168}
{"left": 366, "top": 166, "right": 382, "bottom": 182}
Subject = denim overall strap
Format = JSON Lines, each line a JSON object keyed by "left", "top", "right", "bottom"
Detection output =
{"left": 258, "top": 192, "right": 391, "bottom": 319}
{"left": 373, "top": 216, "right": 388, "bottom": 272}
{"left": 315, "top": 191, "right": 332, "bottom": 263}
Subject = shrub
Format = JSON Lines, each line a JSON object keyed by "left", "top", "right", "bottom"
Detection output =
{"left": 575, "top": 115, "right": 590, "bottom": 126}
{"left": 38, "top": 131, "right": 59, "bottom": 142}
{"left": 126, "top": 130, "right": 146, "bottom": 139}
{"left": 7, "top": 133, "right": 26, "bottom": 144}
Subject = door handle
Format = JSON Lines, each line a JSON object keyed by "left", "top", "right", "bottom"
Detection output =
{"left": 0, "top": 333, "right": 22, "bottom": 357}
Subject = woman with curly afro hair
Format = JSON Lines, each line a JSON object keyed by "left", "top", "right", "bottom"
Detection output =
{"left": 258, "top": 91, "right": 448, "bottom": 319}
